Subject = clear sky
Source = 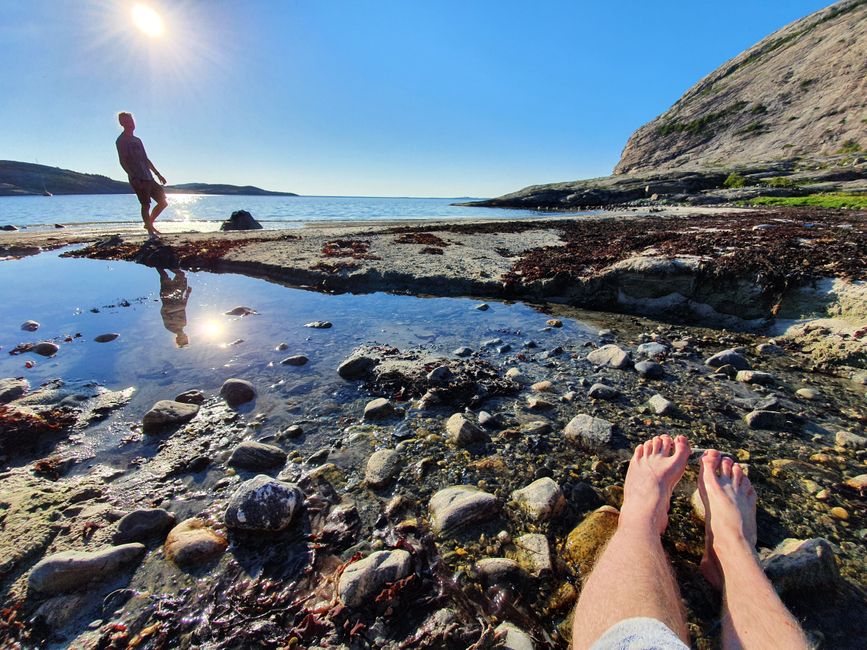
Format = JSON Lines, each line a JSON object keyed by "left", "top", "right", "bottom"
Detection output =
{"left": 1, "top": 0, "right": 833, "bottom": 197}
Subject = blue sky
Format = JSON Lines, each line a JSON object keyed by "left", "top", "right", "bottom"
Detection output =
{"left": 1, "top": 1, "right": 831, "bottom": 197}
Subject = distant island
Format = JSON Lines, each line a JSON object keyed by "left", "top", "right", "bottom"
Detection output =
{"left": 0, "top": 161, "right": 297, "bottom": 197}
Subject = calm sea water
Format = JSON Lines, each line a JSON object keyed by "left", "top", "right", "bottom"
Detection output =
{"left": 0, "top": 194, "right": 580, "bottom": 230}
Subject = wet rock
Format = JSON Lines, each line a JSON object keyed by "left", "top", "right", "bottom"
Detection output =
{"left": 321, "top": 501, "right": 362, "bottom": 548}
{"left": 736, "top": 370, "right": 775, "bottom": 385}
{"left": 224, "top": 475, "right": 304, "bottom": 531}
{"left": 648, "top": 394, "right": 676, "bottom": 416}
{"left": 523, "top": 420, "right": 553, "bottom": 435}
{"left": 636, "top": 342, "right": 668, "bottom": 358}
{"left": 305, "top": 321, "right": 332, "bottom": 329}
{"left": 745, "top": 409, "right": 787, "bottom": 430}
{"left": 142, "top": 400, "right": 200, "bottom": 433}
{"left": 475, "top": 303, "right": 490, "bottom": 311}
{"left": 224, "top": 306, "right": 258, "bottom": 316}
{"left": 830, "top": 506, "right": 849, "bottom": 521}
{"left": 796, "top": 387, "right": 820, "bottom": 400}
{"left": 531, "top": 380, "right": 553, "bottom": 392}
{"left": 482, "top": 338, "right": 503, "bottom": 348}
{"left": 337, "top": 549, "right": 412, "bottom": 608}
{"left": 587, "top": 383, "right": 618, "bottom": 400}
{"left": 220, "top": 378, "right": 256, "bottom": 407}
{"left": 495, "top": 622, "right": 536, "bottom": 650}
{"left": 587, "top": 344, "right": 630, "bottom": 369}
{"left": 338, "top": 354, "right": 378, "bottom": 379}
{"left": 275, "top": 342, "right": 289, "bottom": 351}
{"left": 228, "top": 441, "right": 287, "bottom": 470}
{"left": 365, "top": 449, "right": 400, "bottom": 487}
{"left": 761, "top": 538, "right": 840, "bottom": 594}
{"left": 511, "top": 477, "right": 565, "bottom": 521}
{"left": 427, "top": 365, "right": 454, "bottom": 383}
{"left": 510, "top": 533, "right": 552, "bottom": 577}
{"left": 280, "top": 424, "right": 304, "bottom": 438}
{"left": 280, "top": 355, "right": 309, "bottom": 366}
{"left": 564, "top": 414, "right": 614, "bottom": 448}
{"left": 563, "top": 506, "right": 619, "bottom": 577}
{"left": 31, "top": 342, "right": 59, "bottom": 357}
{"left": 364, "top": 397, "right": 398, "bottom": 420}
{"left": 498, "top": 344, "right": 513, "bottom": 354}
{"left": 0, "top": 377, "right": 28, "bottom": 404}
{"left": 634, "top": 360, "right": 664, "bottom": 378}
{"left": 220, "top": 209, "right": 262, "bottom": 231}
{"left": 475, "top": 558, "right": 526, "bottom": 588}
{"left": 844, "top": 474, "right": 866, "bottom": 491}
{"left": 527, "top": 397, "right": 554, "bottom": 411}
{"left": 164, "top": 518, "right": 228, "bottom": 567}
{"left": 836, "top": 430, "right": 866, "bottom": 449}
{"left": 546, "top": 319, "right": 563, "bottom": 327}
{"left": 705, "top": 349, "right": 751, "bottom": 371}
{"left": 429, "top": 485, "right": 498, "bottom": 534}
{"left": 28, "top": 544, "right": 146, "bottom": 596}
{"left": 174, "top": 389, "right": 204, "bottom": 405}
{"left": 756, "top": 343, "right": 785, "bottom": 356}
{"left": 0, "top": 224, "right": 19, "bottom": 231}
{"left": 506, "top": 368, "right": 531, "bottom": 385}
{"left": 93, "top": 333, "right": 119, "bottom": 343}
{"left": 113, "top": 508, "right": 176, "bottom": 544}
{"left": 446, "top": 413, "right": 487, "bottom": 446}
{"left": 478, "top": 411, "right": 499, "bottom": 428}
{"left": 453, "top": 346, "right": 473, "bottom": 357}
{"left": 21, "top": 320, "right": 40, "bottom": 332}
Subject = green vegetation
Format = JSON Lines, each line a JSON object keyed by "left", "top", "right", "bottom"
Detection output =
{"left": 658, "top": 101, "right": 748, "bottom": 137}
{"left": 737, "top": 121, "right": 768, "bottom": 136}
{"left": 836, "top": 139, "right": 863, "bottom": 154}
{"left": 751, "top": 104, "right": 768, "bottom": 115}
{"left": 799, "top": 78, "right": 815, "bottom": 90}
{"left": 747, "top": 193, "right": 867, "bottom": 209}
{"left": 761, "top": 176, "right": 798, "bottom": 188}
{"left": 724, "top": 172, "right": 748, "bottom": 188}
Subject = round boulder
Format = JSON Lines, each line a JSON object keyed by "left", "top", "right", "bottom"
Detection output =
{"left": 220, "top": 378, "right": 256, "bottom": 407}
{"left": 224, "top": 474, "right": 304, "bottom": 531}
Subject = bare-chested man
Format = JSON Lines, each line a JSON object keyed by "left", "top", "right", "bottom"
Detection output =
{"left": 571, "top": 435, "right": 807, "bottom": 649}
{"left": 116, "top": 112, "right": 168, "bottom": 237}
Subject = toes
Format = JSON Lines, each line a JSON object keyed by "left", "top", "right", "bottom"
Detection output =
{"left": 732, "top": 463, "right": 744, "bottom": 490}
{"left": 699, "top": 450, "right": 722, "bottom": 492}
{"left": 651, "top": 436, "right": 663, "bottom": 455}
{"left": 660, "top": 434, "right": 673, "bottom": 455}
{"left": 634, "top": 443, "right": 644, "bottom": 460}
{"left": 643, "top": 439, "right": 654, "bottom": 456}
{"left": 672, "top": 436, "right": 690, "bottom": 462}
{"left": 720, "top": 456, "right": 734, "bottom": 479}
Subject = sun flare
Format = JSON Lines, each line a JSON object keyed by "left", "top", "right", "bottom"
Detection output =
{"left": 132, "top": 4, "right": 164, "bottom": 38}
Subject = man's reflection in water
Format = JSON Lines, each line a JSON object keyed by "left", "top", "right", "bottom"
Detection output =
{"left": 157, "top": 268, "right": 191, "bottom": 347}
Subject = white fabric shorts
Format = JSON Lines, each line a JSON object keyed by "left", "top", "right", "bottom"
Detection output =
{"left": 589, "top": 617, "right": 689, "bottom": 650}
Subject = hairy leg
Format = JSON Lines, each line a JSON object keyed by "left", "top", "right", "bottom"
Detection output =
{"left": 698, "top": 450, "right": 807, "bottom": 650}
{"left": 571, "top": 435, "right": 691, "bottom": 650}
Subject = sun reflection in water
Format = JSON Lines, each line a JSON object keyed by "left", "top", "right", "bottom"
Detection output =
{"left": 200, "top": 318, "right": 225, "bottom": 342}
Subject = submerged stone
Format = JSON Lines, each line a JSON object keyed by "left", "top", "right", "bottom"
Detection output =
{"left": 228, "top": 441, "right": 287, "bottom": 470}
{"left": 429, "top": 485, "right": 498, "bottom": 534}
{"left": 511, "top": 477, "right": 565, "bottom": 521}
{"left": 142, "top": 400, "right": 199, "bottom": 433}
{"left": 564, "top": 414, "right": 614, "bottom": 448}
{"left": 28, "top": 544, "right": 146, "bottom": 596}
{"left": 563, "top": 506, "right": 619, "bottom": 578}
{"left": 220, "top": 378, "right": 256, "bottom": 407}
{"left": 337, "top": 549, "right": 412, "bottom": 608}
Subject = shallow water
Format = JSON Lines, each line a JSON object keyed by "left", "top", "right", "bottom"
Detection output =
{"left": 0, "top": 194, "right": 586, "bottom": 230}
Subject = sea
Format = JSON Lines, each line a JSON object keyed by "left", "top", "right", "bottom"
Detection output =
{"left": 0, "top": 193, "right": 582, "bottom": 231}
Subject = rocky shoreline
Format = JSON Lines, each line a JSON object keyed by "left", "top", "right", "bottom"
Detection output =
{"left": 0, "top": 207, "right": 865, "bottom": 648}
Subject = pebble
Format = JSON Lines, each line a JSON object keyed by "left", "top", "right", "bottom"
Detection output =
{"left": 365, "top": 449, "right": 400, "bottom": 487}
{"left": 280, "top": 424, "right": 304, "bottom": 438}
{"left": 475, "top": 303, "right": 490, "bottom": 311}
{"left": 475, "top": 558, "right": 526, "bottom": 588}
{"left": 337, "top": 549, "right": 412, "bottom": 607}
{"left": 495, "top": 622, "right": 535, "bottom": 650}
{"left": 426, "top": 365, "right": 454, "bottom": 383}
{"left": 174, "top": 389, "right": 205, "bottom": 404}
{"left": 21, "top": 320, "right": 40, "bottom": 331}
{"left": 275, "top": 342, "right": 289, "bottom": 351}
{"left": 505, "top": 368, "right": 531, "bottom": 384}
{"left": 164, "top": 518, "right": 228, "bottom": 567}
{"left": 564, "top": 414, "right": 614, "bottom": 448}
{"left": 744, "top": 409, "right": 786, "bottom": 430}
{"left": 220, "top": 378, "right": 256, "bottom": 407}
{"left": 511, "top": 477, "right": 565, "bottom": 521}
{"left": 844, "top": 474, "right": 866, "bottom": 491}
{"left": 142, "top": 400, "right": 200, "bottom": 434}
{"left": 546, "top": 319, "right": 563, "bottom": 328}
{"left": 648, "top": 394, "right": 676, "bottom": 416}
{"left": 224, "top": 474, "right": 304, "bottom": 531}
{"left": 93, "top": 333, "right": 119, "bottom": 343}
{"left": 28, "top": 544, "right": 146, "bottom": 596}
{"left": 756, "top": 343, "right": 785, "bottom": 356}
{"left": 522, "top": 420, "right": 553, "bottom": 435}
{"left": 482, "top": 338, "right": 503, "bottom": 348}
{"left": 364, "top": 397, "right": 398, "bottom": 420}
{"left": 510, "top": 533, "right": 552, "bottom": 577}
{"left": 587, "top": 383, "right": 618, "bottom": 400}
{"left": 429, "top": 485, "right": 498, "bottom": 534}
{"left": 453, "top": 346, "right": 473, "bottom": 357}
{"left": 228, "top": 441, "right": 288, "bottom": 470}
{"left": 796, "top": 387, "right": 820, "bottom": 400}
{"left": 224, "top": 306, "right": 258, "bottom": 316}
{"left": 478, "top": 411, "right": 498, "bottom": 428}
{"left": 834, "top": 430, "right": 866, "bottom": 450}
{"left": 280, "top": 355, "right": 309, "bottom": 366}
{"left": 830, "top": 507, "right": 850, "bottom": 521}
{"left": 586, "top": 344, "right": 631, "bottom": 369}
{"left": 31, "top": 341, "right": 60, "bottom": 357}
{"left": 445, "top": 413, "right": 487, "bottom": 446}
{"left": 527, "top": 397, "right": 554, "bottom": 411}
{"left": 634, "top": 360, "right": 664, "bottom": 378}
{"left": 636, "top": 342, "right": 668, "bottom": 358}
{"left": 0, "top": 377, "right": 28, "bottom": 404}
{"left": 705, "top": 349, "right": 751, "bottom": 370}
{"left": 531, "top": 380, "right": 553, "bottom": 392}
{"left": 498, "top": 344, "right": 512, "bottom": 354}
{"left": 113, "top": 508, "right": 176, "bottom": 544}
{"left": 735, "top": 370, "right": 775, "bottom": 385}
{"left": 761, "top": 538, "right": 840, "bottom": 594}
{"left": 304, "top": 321, "right": 332, "bottom": 328}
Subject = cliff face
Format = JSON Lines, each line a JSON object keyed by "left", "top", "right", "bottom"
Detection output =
{"left": 615, "top": 0, "right": 867, "bottom": 174}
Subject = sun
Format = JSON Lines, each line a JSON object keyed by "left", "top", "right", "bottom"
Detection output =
{"left": 132, "top": 4, "right": 164, "bottom": 38}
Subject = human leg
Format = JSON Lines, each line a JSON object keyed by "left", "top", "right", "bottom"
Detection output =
{"left": 698, "top": 450, "right": 807, "bottom": 650}
{"left": 571, "top": 435, "right": 691, "bottom": 650}
{"left": 148, "top": 182, "right": 167, "bottom": 233}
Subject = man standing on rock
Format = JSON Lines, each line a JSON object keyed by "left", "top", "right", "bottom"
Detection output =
{"left": 116, "top": 112, "right": 168, "bottom": 237}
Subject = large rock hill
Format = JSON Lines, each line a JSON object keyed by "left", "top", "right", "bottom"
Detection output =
{"left": 615, "top": 0, "right": 867, "bottom": 174}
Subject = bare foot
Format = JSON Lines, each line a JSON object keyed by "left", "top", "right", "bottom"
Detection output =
{"left": 619, "top": 434, "right": 691, "bottom": 535}
{"left": 698, "top": 450, "right": 758, "bottom": 590}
